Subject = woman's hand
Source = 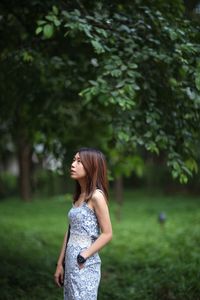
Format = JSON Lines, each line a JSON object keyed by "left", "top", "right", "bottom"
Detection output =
{"left": 78, "top": 262, "right": 85, "bottom": 269}
{"left": 77, "top": 251, "right": 87, "bottom": 269}
{"left": 54, "top": 264, "right": 64, "bottom": 287}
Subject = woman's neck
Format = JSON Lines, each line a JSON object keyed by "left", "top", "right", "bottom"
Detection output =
{"left": 78, "top": 178, "right": 86, "bottom": 195}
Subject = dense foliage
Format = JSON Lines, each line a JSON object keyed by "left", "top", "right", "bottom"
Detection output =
{"left": 38, "top": 1, "right": 200, "bottom": 183}
{"left": 0, "top": 1, "right": 200, "bottom": 199}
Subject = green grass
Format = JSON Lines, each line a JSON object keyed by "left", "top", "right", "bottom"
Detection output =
{"left": 0, "top": 190, "right": 200, "bottom": 300}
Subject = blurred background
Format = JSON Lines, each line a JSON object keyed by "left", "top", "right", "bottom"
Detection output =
{"left": 0, "top": 1, "right": 200, "bottom": 299}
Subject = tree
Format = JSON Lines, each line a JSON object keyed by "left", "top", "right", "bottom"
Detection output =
{"left": 38, "top": 0, "right": 200, "bottom": 184}
{"left": 1, "top": 1, "right": 200, "bottom": 200}
{"left": 0, "top": 1, "right": 112, "bottom": 200}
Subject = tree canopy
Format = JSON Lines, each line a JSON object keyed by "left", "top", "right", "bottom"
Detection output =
{"left": 37, "top": 0, "right": 200, "bottom": 183}
{"left": 1, "top": 0, "right": 200, "bottom": 199}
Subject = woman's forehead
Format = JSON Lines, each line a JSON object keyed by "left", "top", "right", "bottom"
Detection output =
{"left": 74, "top": 152, "right": 80, "bottom": 159}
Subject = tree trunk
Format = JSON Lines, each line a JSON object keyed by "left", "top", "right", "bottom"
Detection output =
{"left": 114, "top": 176, "right": 123, "bottom": 221}
{"left": 17, "top": 136, "right": 32, "bottom": 201}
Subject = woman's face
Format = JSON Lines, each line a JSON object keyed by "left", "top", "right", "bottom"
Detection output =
{"left": 70, "top": 152, "right": 86, "bottom": 180}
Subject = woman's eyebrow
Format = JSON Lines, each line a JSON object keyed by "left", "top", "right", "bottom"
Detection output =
{"left": 74, "top": 156, "right": 80, "bottom": 160}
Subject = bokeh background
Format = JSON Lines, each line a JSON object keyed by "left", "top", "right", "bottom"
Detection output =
{"left": 0, "top": 1, "right": 200, "bottom": 299}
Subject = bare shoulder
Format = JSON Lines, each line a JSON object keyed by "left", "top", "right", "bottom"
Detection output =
{"left": 91, "top": 189, "right": 107, "bottom": 208}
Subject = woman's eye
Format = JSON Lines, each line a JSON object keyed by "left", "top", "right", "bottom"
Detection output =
{"left": 72, "top": 157, "right": 81, "bottom": 163}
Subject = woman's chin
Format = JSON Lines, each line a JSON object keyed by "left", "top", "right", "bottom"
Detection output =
{"left": 70, "top": 174, "right": 77, "bottom": 179}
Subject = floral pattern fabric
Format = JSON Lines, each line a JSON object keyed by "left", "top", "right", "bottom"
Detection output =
{"left": 64, "top": 201, "right": 101, "bottom": 300}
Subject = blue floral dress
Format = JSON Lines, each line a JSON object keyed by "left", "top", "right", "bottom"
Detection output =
{"left": 64, "top": 201, "right": 101, "bottom": 300}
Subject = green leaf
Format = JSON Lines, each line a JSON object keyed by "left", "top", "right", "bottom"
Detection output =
{"left": 146, "top": 142, "right": 159, "bottom": 154}
{"left": 35, "top": 27, "right": 42, "bottom": 35}
{"left": 185, "top": 158, "right": 198, "bottom": 173}
{"left": 52, "top": 5, "right": 59, "bottom": 15}
{"left": 195, "top": 74, "right": 200, "bottom": 91}
{"left": 54, "top": 19, "right": 61, "bottom": 27}
{"left": 110, "top": 69, "right": 122, "bottom": 77}
{"left": 22, "top": 51, "right": 33, "bottom": 62}
{"left": 179, "top": 173, "right": 188, "bottom": 184}
{"left": 118, "top": 131, "right": 130, "bottom": 142}
{"left": 129, "top": 63, "right": 138, "bottom": 69}
{"left": 172, "top": 170, "right": 179, "bottom": 179}
{"left": 91, "top": 40, "right": 105, "bottom": 54}
{"left": 45, "top": 15, "right": 55, "bottom": 22}
{"left": 37, "top": 20, "right": 47, "bottom": 25}
{"left": 43, "top": 24, "right": 54, "bottom": 39}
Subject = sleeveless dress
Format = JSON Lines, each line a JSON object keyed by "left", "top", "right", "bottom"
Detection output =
{"left": 63, "top": 200, "right": 101, "bottom": 300}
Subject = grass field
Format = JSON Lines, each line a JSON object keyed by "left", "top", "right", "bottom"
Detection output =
{"left": 0, "top": 190, "right": 200, "bottom": 300}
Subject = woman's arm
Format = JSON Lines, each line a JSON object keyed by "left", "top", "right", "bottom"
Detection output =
{"left": 81, "top": 190, "right": 113, "bottom": 260}
{"left": 54, "top": 229, "right": 68, "bottom": 287}
{"left": 56, "top": 226, "right": 69, "bottom": 266}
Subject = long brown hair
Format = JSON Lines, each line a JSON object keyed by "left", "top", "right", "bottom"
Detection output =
{"left": 73, "top": 148, "right": 108, "bottom": 203}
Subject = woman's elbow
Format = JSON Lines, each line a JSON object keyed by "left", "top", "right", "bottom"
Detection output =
{"left": 107, "top": 231, "right": 113, "bottom": 242}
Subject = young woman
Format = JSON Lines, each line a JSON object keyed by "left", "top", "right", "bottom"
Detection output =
{"left": 54, "top": 148, "right": 113, "bottom": 300}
